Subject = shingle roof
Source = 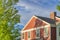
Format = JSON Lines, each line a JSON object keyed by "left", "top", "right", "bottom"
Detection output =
{"left": 35, "top": 16, "right": 55, "bottom": 24}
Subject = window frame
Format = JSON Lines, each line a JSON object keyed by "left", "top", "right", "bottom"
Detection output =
{"left": 21, "top": 33, "right": 24, "bottom": 40}
{"left": 59, "top": 28, "right": 60, "bottom": 36}
{"left": 44, "top": 27, "right": 48, "bottom": 37}
{"left": 28, "top": 31, "right": 30, "bottom": 38}
{"left": 36, "top": 28, "right": 40, "bottom": 39}
{"left": 28, "top": 31, "right": 31, "bottom": 40}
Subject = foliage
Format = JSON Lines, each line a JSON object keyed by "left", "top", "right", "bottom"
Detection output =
{"left": 0, "top": 0, "right": 20, "bottom": 40}
{"left": 56, "top": 2, "right": 60, "bottom": 11}
{"left": 56, "top": 5, "right": 60, "bottom": 11}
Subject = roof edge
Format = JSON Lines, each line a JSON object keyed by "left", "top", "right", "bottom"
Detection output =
{"left": 21, "top": 15, "right": 36, "bottom": 31}
{"left": 21, "top": 15, "right": 50, "bottom": 32}
{"left": 35, "top": 16, "right": 50, "bottom": 24}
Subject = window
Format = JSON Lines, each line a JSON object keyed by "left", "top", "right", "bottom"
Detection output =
{"left": 57, "top": 23, "right": 60, "bottom": 36}
{"left": 22, "top": 33, "right": 24, "bottom": 39}
{"left": 44, "top": 27, "right": 48, "bottom": 37}
{"left": 59, "top": 28, "right": 60, "bottom": 36}
{"left": 28, "top": 32, "right": 30, "bottom": 38}
{"left": 36, "top": 29, "right": 40, "bottom": 37}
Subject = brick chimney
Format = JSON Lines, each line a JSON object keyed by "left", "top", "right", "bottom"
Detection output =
{"left": 50, "top": 12, "right": 57, "bottom": 40}
{"left": 50, "top": 12, "right": 56, "bottom": 20}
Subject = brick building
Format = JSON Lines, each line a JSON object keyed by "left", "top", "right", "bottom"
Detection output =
{"left": 21, "top": 12, "right": 60, "bottom": 40}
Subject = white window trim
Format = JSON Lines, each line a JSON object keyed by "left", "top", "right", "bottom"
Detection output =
{"left": 21, "top": 25, "right": 50, "bottom": 40}
{"left": 21, "top": 33, "right": 24, "bottom": 40}
{"left": 28, "top": 31, "right": 31, "bottom": 39}
{"left": 56, "top": 23, "right": 60, "bottom": 40}
{"left": 21, "top": 26, "right": 43, "bottom": 33}
{"left": 44, "top": 27, "right": 48, "bottom": 37}
{"left": 36, "top": 28, "right": 40, "bottom": 39}
{"left": 22, "top": 39, "right": 24, "bottom": 40}
{"left": 28, "top": 38, "right": 31, "bottom": 40}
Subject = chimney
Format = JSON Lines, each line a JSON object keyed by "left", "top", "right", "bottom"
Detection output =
{"left": 50, "top": 12, "right": 56, "bottom": 20}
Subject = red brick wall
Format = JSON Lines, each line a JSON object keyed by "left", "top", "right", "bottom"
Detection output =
{"left": 23, "top": 17, "right": 47, "bottom": 31}
{"left": 22, "top": 16, "right": 52, "bottom": 40}
{"left": 30, "top": 30, "right": 36, "bottom": 40}
{"left": 24, "top": 27, "right": 51, "bottom": 40}
{"left": 35, "top": 19, "right": 46, "bottom": 27}
{"left": 51, "top": 27, "right": 56, "bottom": 40}
{"left": 23, "top": 17, "right": 36, "bottom": 30}
{"left": 22, "top": 26, "right": 51, "bottom": 40}
{"left": 40, "top": 28, "right": 44, "bottom": 39}
{"left": 24, "top": 32, "right": 28, "bottom": 40}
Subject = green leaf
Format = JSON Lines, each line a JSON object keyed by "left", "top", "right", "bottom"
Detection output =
{"left": 0, "top": 0, "right": 21, "bottom": 40}
{"left": 56, "top": 5, "right": 60, "bottom": 11}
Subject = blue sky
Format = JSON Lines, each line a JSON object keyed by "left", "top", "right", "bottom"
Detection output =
{"left": 15, "top": 0, "right": 60, "bottom": 28}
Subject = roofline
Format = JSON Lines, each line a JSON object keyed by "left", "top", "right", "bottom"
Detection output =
{"left": 56, "top": 17, "right": 60, "bottom": 25}
{"left": 35, "top": 16, "right": 50, "bottom": 24}
{"left": 21, "top": 15, "right": 50, "bottom": 31}
{"left": 56, "top": 17, "right": 60, "bottom": 19}
{"left": 21, "top": 15, "right": 35, "bottom": 31}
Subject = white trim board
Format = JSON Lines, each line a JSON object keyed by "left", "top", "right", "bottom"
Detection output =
{"left": 21, "top": 25, "right": 50, "bottom": 33}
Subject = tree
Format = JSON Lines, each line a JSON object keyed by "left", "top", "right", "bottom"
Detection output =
{"left": 0, "top": 0, "right": 20, "bottom": 40}
{"left": 56, "top": 5, "right": 60, "bottom": 11}
{"left": 56, "top": 2, "right": 60, "bottom": 11}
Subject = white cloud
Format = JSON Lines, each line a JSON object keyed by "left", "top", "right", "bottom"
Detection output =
{"left": 17, "top": 5, "right": 51, "bottom": 25}
{"left": 58, "top": 0, "right": 60, "bottom": 1}
{"left": 16, "top": 0, "right": 60, "bottom": 25}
